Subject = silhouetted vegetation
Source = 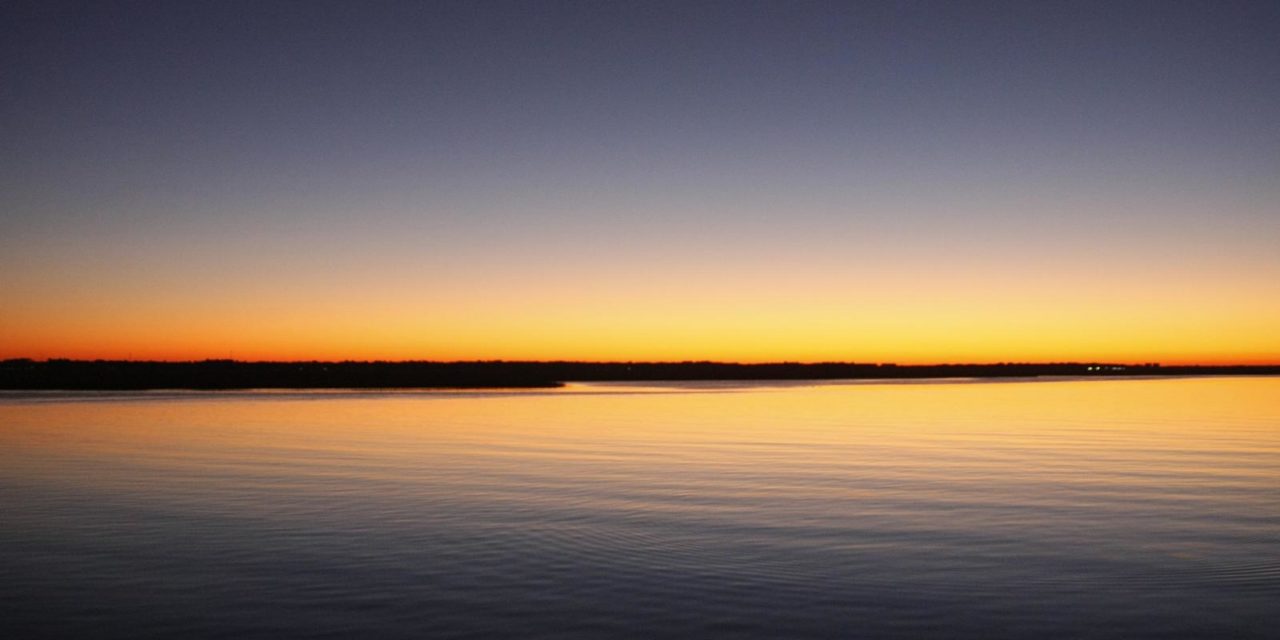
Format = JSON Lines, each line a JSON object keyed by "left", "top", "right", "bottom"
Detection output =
{"left": 1, "top": 359, "right": 1277, "bottom": 390}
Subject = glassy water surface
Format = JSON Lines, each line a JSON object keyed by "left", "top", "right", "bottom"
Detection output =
{"left": 2, "top": 377, "right": 1278, "bottom": 639}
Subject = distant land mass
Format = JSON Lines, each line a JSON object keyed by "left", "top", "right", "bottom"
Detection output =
{"left": 1, "top": 359, "right": 1278, "bottom": 390}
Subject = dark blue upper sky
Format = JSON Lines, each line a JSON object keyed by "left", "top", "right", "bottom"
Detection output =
{"left": 6, "top": 0, "right": 1276, "bottom": 222}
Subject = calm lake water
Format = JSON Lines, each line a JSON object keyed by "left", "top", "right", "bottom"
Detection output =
{"left": 2, "top": 377, "right": 1277, "bottom": 639}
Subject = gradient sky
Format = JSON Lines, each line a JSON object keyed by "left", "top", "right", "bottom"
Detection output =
{"left": 3, "top": 0, "right": 1278, "bottom": 363}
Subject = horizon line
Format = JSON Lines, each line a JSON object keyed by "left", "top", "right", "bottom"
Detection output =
{"left": 6, "top": 358, "right": 1280, "bottom": 368}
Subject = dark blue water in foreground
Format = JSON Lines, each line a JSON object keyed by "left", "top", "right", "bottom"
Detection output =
{"left": 2, "top": 378, "right": 1278, "bottom": 639}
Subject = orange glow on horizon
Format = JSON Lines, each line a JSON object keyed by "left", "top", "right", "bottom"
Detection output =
{"left": 4, "top": 297, "right": 1277, "bottom": 366}
{"left": 5, "top": 229, "right": 1278, "bottom": 366}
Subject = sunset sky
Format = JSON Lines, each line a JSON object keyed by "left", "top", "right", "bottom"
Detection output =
{"left": 3, "top": 0, "right": 1278, "bottom": 364}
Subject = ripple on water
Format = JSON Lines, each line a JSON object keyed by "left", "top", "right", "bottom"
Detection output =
{"left": 2, "top": 377, "right": 1279, "bottom": 639}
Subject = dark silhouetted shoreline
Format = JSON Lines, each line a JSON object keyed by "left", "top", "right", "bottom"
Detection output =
{"left": 2, "top": 359, "right": 1278, "bottom": 390}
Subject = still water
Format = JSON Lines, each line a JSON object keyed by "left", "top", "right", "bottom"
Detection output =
{"left": 2, "top": 377, "right": 1277, "bottom": 639}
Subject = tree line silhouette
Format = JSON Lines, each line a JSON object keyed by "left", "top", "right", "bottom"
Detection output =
{"left": 1, "top": 359, "right": 1276, "bottom": 390}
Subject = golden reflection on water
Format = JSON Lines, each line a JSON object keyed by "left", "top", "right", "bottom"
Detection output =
{"left": 2, "top": 377, "right": 1277, "bottom": 494}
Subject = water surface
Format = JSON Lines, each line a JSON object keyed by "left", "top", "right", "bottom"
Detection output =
{"left": 2, "top": 377, "right": 1278, "bottom": 638}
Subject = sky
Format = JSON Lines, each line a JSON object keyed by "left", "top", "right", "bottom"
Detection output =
{"left": 2, "top": 0, "right": 1278, "bottom": 364}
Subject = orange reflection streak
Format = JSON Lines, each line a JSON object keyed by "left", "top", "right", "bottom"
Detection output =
{"left": 3, "top": 379, "right": 1278, "bottom": 496}
{"left": 15, "top": 377, "right": 1280, "bottom": 581}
